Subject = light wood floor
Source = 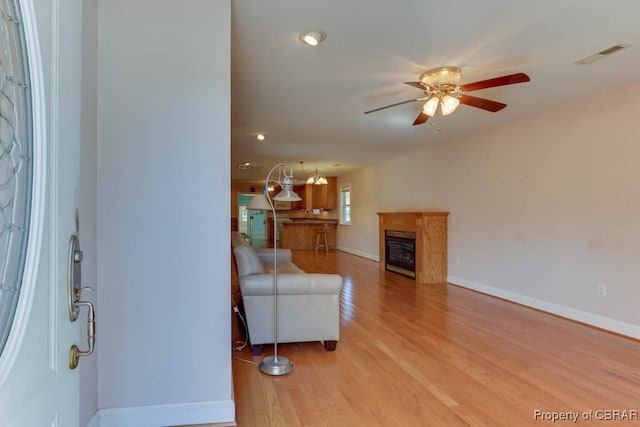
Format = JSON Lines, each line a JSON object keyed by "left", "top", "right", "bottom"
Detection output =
{"left": 231, "top": 250, "right": 640, "bottom": 426}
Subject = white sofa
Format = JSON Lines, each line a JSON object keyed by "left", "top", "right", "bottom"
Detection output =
{"left": 231, "top": 231, "right": 343, "bottom": 354}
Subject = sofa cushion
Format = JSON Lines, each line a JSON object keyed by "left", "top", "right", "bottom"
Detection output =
{"left": 233, "top": 244, "right": 265, "bottom": 276}
{"left": 263, "top": 261, "right": 305, "bottom": 275}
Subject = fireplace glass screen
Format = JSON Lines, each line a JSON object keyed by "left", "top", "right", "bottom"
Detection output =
{"left": 385, "top": 230, "right": 416, "bottom": 279}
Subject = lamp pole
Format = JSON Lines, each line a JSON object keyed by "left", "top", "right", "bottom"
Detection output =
{"left": 248, "top": 163, "right": 301, "bottom": 376}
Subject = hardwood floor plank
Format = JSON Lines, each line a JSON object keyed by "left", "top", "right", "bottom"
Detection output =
{"left": 231, "top": 250, "right": 640, "bottom": 426}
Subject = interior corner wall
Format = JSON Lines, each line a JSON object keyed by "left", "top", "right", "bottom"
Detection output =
{"left": 96, "top": 0, "right": 233, "bottom": 425}
{"left": 339, "top": 81, "right": 640, "bottom": 338}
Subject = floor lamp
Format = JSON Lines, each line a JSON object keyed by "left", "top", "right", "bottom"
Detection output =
{"left": 247, "top": 163, "right": 301, "bottom": 375}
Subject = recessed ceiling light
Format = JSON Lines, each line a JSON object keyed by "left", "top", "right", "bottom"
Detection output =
{"left": 299, "top": 30, "right": 326, "bottom": 46}
{"left": 256, "top": 134, "right": 266, "bottom": 141}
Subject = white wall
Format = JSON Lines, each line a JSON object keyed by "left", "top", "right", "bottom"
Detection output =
{"left": 338, "top": 82, "right": 640, "bottom": 338}
{"left": 97, "top": 0, "right": 233, "bottom": 425}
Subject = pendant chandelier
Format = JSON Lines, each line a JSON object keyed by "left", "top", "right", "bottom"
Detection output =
{"left": 306, "top": 167, "right": 328, "bottom": 185}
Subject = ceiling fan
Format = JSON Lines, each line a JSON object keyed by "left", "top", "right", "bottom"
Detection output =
{"left": 364, "top": 67, "right": 530, "bottom": 125}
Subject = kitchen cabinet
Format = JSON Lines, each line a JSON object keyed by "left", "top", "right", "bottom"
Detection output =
{"left": 290, "top": 177, "right": 337, "bottom": 210}
{"left": 291, "top": 184, "right": 311, "bottom": 211}
{"left": 313, "top": 176, "right": 337, "bottom": 209}
{"left": 267, "top": 218, "right": 274, "bottom": 243}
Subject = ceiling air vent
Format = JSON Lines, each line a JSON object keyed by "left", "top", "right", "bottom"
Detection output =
{"left": 575, "top": 44, "right": 630, "bottom": 65}
{"left": 237, "top": 162, "right": 266, "bottom": 170}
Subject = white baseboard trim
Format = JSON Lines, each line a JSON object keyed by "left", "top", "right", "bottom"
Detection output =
{"left": 336, "top": 246, "right": 378, "bottom": 262}
{"left": 87, "top": 412, "right": 100, "bottom": 427}
{"left": 448, "top": 276, "right": 640, "bottom": 340}
{"left": 92, "top": 399, "right": 235, "bottom": 427}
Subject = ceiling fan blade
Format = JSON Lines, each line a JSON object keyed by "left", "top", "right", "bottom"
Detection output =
{"left": 459, "top": 94, "right": 507, "bottom": 112}
{"left": 364, "top": 98, "right": 420, "bottom": 114}
{"left": 412, "top": 112, "right": 429, "bottom": 126}
{"left": 404, "top": 81, "right": 426, "bottom": 90}
{"left": 460, "top": 72, "right": 530, "bottom": 92}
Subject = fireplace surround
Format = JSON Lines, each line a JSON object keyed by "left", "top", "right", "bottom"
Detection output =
{"left": 377, "top": 212, "right": 449, "bottom": 285}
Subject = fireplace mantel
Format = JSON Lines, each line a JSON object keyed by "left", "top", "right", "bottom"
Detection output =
{"left": 377, "top": 212, "right": 449, "bottom": 285}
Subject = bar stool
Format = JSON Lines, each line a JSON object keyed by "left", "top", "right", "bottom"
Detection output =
{"left": 315, "top": 223, "right": 329, "bottom": 252}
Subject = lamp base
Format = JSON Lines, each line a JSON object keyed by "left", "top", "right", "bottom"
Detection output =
{"left": 258, "top": 354, "right": 294, "bottom": 376}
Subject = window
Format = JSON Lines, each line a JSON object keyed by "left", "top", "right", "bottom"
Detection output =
{"left": 0, "top": 0, "right": 35, "bottom": 356}
{"left": 340, "top": 184, "right": 351, "bottom": 225}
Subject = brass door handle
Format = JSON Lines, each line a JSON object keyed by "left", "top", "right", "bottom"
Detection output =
{"left": 69, "top": 299, "right": 95, "bottom": 369}
{"left": 66, "top": 234, "right": 96, "bottom": 369}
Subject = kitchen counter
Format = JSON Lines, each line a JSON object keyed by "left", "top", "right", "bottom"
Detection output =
{"left": 284, "top": 220, "right": 337, "bottom": 224}
{"left": 281, "top": 221, "right": 337, "bottom": 250}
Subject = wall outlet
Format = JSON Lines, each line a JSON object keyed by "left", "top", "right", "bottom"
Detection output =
{"left": 597, "top": 284, "right": 607, "bottom": 297}
{"left": 456, "top": 257, "right": 461, "bottom": 267}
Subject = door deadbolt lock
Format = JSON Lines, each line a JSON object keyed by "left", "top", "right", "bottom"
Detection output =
{"left": 74, "top": 248, "right": 83, "bottom": 263}
{"left": 67, "top": 234, "right": 83, "bottom": 322}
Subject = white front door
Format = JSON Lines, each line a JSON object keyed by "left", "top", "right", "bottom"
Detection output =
{"left": 0, "top": 0, "right": 84, "bottom": 425}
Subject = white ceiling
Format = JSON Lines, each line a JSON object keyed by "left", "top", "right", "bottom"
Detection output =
{"left": 231, "top": 0, "right": 640, "bottom": 183}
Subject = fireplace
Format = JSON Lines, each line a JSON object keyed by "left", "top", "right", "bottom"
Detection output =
{"left": 385, "top": 230, "right": 416, "bottom": 279}
{"left": 377, "top": 212, "right": 449, "bottom": 285}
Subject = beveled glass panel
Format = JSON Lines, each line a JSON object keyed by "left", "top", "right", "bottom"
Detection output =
{"left": 0, "top": 0, "right": 34, "bottom": 355}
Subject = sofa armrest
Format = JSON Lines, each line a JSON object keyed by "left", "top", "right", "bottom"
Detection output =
{"left": 239, "top": 273, "right": 343, "bottom": 297}
{"left": 255, "top": 248, "right": 292, "bottom": 263}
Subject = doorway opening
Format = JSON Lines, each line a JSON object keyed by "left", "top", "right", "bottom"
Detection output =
{"left": 238, "top": 194, "right": 266, "bottom": 248}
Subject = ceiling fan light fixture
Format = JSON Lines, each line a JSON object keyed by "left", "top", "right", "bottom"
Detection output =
{"left": 423, "top": 96, "right": 439, "bottom": 117}
{"left": 299, "top": 30, "right": 326, "bottom": 46}
{"left": 441, "top": 95, "right": 460, "bottom": 116}
{"left": 364, "top": 68, "right": 530, "bottom": 125}
{"left": 420, "top": 66, "right": 462, "bottom": 87}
